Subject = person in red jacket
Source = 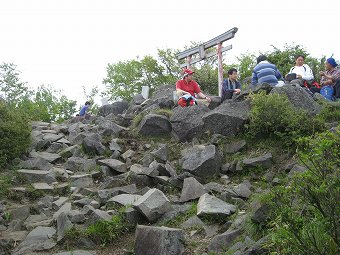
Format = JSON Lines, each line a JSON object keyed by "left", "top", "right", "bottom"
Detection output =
{"left": 175, "top": 69, "right": 211, "bottom": 107}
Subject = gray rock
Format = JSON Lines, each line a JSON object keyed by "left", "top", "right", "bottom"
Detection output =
{"left": 20, "top": 157, "right": 53, "bottom": 171}
{"left": 224, "top": 140, "right": 247, "bottom": 154}
{"left": 197, "top": 193, "right": 236, "bottom": 219}
{"left": 17, "top": 169, "right": 56, "bottom": 184}
{"left": 107, "top": 194, "right": 142, "bottom": 207}
{"left": 270, "top": 84, "right": 321, "bottom": 115}
{"left": 82, "top": 134, "right": 106, "bottom": 155}
{"left": 208, "top": 229, "right": 242, "bottom": 253}
{"left": 133, "top": 188, "right": 172, "bottom": 223}
{"left": 170, "top": 105, "right": 210, "bottom": 142}
{"left": 150, "top": 144, "right": 169, "bottom": 162}
{"left": 70, "top": 174, "right": 93, "bottom": 188}
{"left": 203, "top": 100, "right": 250, "bottom": 136}
{"left": 181, "top": 145, "right": 222, "bottom": 178}
{"left": 64, "top": 157, "right": 97, "bottom": 172}
{"left": 179, "top": 177, "right": 206, "bottom": 202}
{"left": 97, "top": 158, "right": 127, "bottom": 173}
{"left": 138, "top": 114, "right": 172, "bottom": 136}
{"left": 135, "top": 225, "right": 184, "bottom": 255}
{"left": 130, "top": 163, "right": 159, "bottom": 177}
{"left": 56, "top": 212, "right": 73, "bottom": 241}
{"left": 98, "top": 101, "right": 129, "bottom": 117}
{"left": 53, "top": 250, "right": 96, "bottom": 255}
{"left": 242, "top": 152, "right": 273, "bottom": 169}
{"left": 13, "top": 226, "right": 57, "bottom": 255}
{"left": 29, "top": 151, "right": 62, "bottom": 163}
{"left": 98, "top": 120, "right": 126, "bottom": 136}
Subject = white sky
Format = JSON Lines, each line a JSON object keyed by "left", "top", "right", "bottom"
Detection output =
{"left": 1, "top": 0, "right": 339, "bottom": 106}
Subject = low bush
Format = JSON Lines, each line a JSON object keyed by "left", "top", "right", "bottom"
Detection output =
{"left": 246, "top": 92, "right": 323, "bottom": 148}
{"left": 0, "top": 101, "right": 31, "bottom": 168}
{"left": 262, "top": 128, "right": 340, "bottom": 255}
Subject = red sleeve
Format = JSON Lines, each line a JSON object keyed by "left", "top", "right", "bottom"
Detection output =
{"left": 192, "top": 81, "right": 201, "bottom": 93}
{"left": 176, "top": 80, "right": 183, "bottom": 90}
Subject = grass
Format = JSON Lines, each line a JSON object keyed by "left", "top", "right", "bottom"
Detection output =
{"left": 160, "top": 202, "right": 197, "bottom": 228}
{"left": 64, "top": 208, "right": 134, "bottom": 247}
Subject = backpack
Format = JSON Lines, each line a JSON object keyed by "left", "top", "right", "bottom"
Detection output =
{"left": 303, "top": 80, "right": 321, "bottom": 89}
{"left": 320, "top": 86, "right": 334, "bottom": 101}
{"left": 178, "top": 95, "right": 197, "bottom": 107}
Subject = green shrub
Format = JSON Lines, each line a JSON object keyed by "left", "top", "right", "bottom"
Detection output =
{"left": 65, "top": 210, "right": 133, "bottom": 247}
{"left": 263, "top": 128, "right": 340, "bottom": 255}
{"left": 246, "top": 92, "right": 323, "bottom": 148}
{"left": 316, "top": 102, "right": 340, "bottom": 123}
{"left": 0, "top": 101, "right": 31, "bottom": 168}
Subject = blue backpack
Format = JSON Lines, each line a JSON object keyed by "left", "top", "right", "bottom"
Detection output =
{"left": 320, "top": 86, "right": 334, "bottom": 101}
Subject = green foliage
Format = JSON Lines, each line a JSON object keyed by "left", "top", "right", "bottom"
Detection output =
{"left": 246, "top": 92, "right": 323, "bottom": 148}
{"left": 0, "top": 63, "right": 77, "bottom": 123}
{"left": 103, "top": 54, "right": 175, "bottom": 102}
{"left": 236, "top": 52, "right": 257, "bottom": 82}
{"left": 0, "top": 173, "right": 12, "bottom": 199}
{"left": 0, "top": 63, "right": 32, "bottom": 105}
{"left": 30, "top": 85, "right": 77, "bottom": 122}
{"left": 0, "top": 101, "right": 31, "bottom": 168}
{"left": 264, "top": 129, "right": 340, "bottom": 255}
{"left": 194, "top": 64, "right": 219, "bottom": 95}
{"left": 316, "top": 102, "right": 340, "bottom": 123}
{"left": 65, "top": 210, "right": 133, "bottom": 247}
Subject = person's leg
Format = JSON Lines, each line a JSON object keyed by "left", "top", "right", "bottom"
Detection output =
{"left": 310, "top": 87, "right": 321, "bottom": 94}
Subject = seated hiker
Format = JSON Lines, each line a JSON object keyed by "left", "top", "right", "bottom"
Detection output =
{"left": 176, "top": 68, "right": 211, "bottom": 107}
{"left": 251, "top": 55, "right": 285, "bottom": 87}
{"left": 221, "top": 68, "right": 241, "bottom": 102}
{"left": 285, "top": 54, "right": 314, "bottom": 85}
{"left": 310, "top": 58, "right": 340, "bottom": 101}
{"left": 79, "top": 101, "right": 91, "bottom": 117}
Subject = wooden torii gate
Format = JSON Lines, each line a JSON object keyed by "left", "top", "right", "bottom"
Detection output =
{"left": 176, "top": 27, "right": 238, "bottom": 97}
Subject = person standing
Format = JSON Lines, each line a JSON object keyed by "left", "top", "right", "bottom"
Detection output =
{"left": 221, "top": 68, "right": 241, "bottom": 102}
{"left": 251, "top": 55, "right": 284, "bottom": 87}
{"left": 176, "top": 69, "right": 211, "bottom": 107}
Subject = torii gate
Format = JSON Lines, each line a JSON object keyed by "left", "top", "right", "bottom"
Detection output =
{"left": 176, "top": 27, "right": 238, "bottom": 97}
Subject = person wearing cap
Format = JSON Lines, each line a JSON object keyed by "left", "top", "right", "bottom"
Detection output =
{"left": 318, "top": 58, "right": 340, "bottom": 100}
{"left": 251, "top": 55, "right": 285, "bottom": 87}
{"left": 175, "top": 68, "right": 211, "bottom": 107}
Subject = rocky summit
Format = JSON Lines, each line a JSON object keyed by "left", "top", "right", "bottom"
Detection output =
{"left": 0, "top": 83, "right": 338, "bottom": 255}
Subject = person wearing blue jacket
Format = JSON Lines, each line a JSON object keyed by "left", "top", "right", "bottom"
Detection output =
{"left": 251, "top": 55, "right": 284, "bottom": 87}
{"left": 221, "top": 68, "right": 241, "bottom": 102}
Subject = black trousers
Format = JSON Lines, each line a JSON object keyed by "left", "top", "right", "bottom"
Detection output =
{"left": 334, "top": 79, "right": 340, "bottom": 98}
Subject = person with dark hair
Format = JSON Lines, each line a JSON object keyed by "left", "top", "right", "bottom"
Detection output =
{"left": 176, "top": 68, "right": 211, "bottom": 107}
{"left": 251, "top": 55, "right": 284, "bottom": 86}
{"left": 286, "top": 55, "right": 314, "bottom": 83}
{"left": 221, "top": 68, "right": 241, "bottom": 102}
{"left": 79, "top": 101, "right": 91, "bottom": 116}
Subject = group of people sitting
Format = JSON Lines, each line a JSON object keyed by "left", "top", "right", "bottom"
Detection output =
{"left": 176, "top": 55, "right": 340, "bottom": 107}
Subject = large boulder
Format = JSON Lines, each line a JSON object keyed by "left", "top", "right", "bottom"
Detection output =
{"left": 98, "top": 101, "right": 129, "bottom": 117}
{"left": 170, "top": 105, "right": 210, "bottom": 142}
{"left": 270, "top": 84, "right": 321, "bottom": 114}
{"left": 203, "top": 100, "right": 250, "bottom": 136}
{"left": 135, "top": 225, "right": 184, "bottom": 255}
{"left": 133, "top": 188, "right": 172, "bottom": 223}
{"left": 180, "top": 145, "right": 222, "bottom": 178}
{"left": 138, "top": 114, "right": 172, "bottom": 136}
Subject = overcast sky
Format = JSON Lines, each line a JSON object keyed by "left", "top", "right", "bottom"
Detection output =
{"left": 1, "top": 0, "right": 339, "bottom": 106}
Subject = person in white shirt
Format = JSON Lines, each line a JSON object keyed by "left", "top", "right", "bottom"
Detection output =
{"left": 286, "top": 55, "right": 314, "bottom": 83}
